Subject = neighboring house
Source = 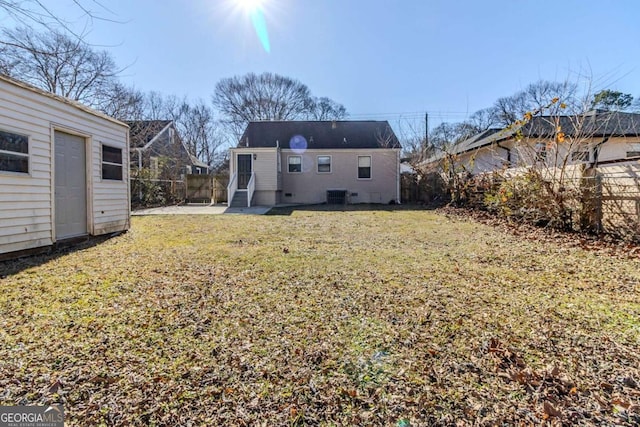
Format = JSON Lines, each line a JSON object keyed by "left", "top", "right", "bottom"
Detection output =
{"left": 127, "top": 120, "right": 209, "bottom": 179}
{"left": 0, "top": 74, "right": 130, "bottom": 258}
{"left": 425, "top": 110, "right": 640, "bottom": 175}
{"left": 228, "top": 121, "right": 402, "bottom": 207}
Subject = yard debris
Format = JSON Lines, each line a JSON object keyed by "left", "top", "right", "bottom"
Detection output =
{"left": 1, "top": 209, "right": 639, "bottom": 425}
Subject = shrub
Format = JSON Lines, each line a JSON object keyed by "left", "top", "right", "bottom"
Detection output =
{"left": 484, "top": 170, "right": 576, "bottom": 229}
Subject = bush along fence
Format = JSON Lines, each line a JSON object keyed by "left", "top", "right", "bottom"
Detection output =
{"left": 131, "top": 169, "right": 186, "bottom": 209}
{"left": 441, "top": 162, "right": 640, "bottom": 241}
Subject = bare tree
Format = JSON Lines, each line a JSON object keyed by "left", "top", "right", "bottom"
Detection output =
{"left": 95, "top": 82, "right": 145, "bottom": 121}
{"left": 468, "top": 107, "right": 499, "bottom": 131}
{"left": 492, "top": 80, "right": 577, "bottom": 126}
{"left": 428, "top": 122, "right": 472, "bottom": 153}
{"left": 0, "top": 0, "right": 118, "bottom": 38}
{"left": 307, "top": 97, "right": 348, "bottom": 120}
{"left": 213, "top": 72, "right": 313, "bottom": 138}
{"left": 174, "top": 100, "right": 225, "bottom": 168}
{"left": 395, "top": 116, "right": 426, "bottom": 161}
{"left": 130, "top": 92, "right": 225, "bottom": 170}
{"left": 212, "top": 72, "right": 348, "bottom": 139}
{"left": 0, "top": 27, "right": 121, "bottom": 109}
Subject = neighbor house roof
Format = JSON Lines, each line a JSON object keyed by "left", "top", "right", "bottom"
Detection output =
{"left": 238, "top": 121, "right": 402, "bottom": 149}
{"left": 187, "top": 152, "right": 209, "bottom": 169}
{"left": 126, "top": 120, "right": 173, "bottom": 149}
{"left": 126, "top": 119, "right": 208, "bottom": 169}
{"left": 450, "top": 111, "right": 640, "bottom": 156}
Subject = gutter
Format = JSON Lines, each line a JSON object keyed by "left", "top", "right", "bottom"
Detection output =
{"left": 589, "top": 137, "right": 609, "bottom": 168}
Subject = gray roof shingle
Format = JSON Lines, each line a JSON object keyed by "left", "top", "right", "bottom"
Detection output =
{"left": 238, "top": 121, "right": 401, "bottom": 150}
{"left": 451, "top": 111, "right": 640, "bottom": 155}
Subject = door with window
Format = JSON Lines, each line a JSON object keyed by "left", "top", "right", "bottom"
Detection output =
{"left": 54, "top": 131, "right": 87, "bottom": 239}
{"left": 237, "top": 154, "right": 252, "bottom": 189}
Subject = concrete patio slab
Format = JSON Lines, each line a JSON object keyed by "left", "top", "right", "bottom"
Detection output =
{"left": 132, "top": 205, "right": 271, "bottom": 216}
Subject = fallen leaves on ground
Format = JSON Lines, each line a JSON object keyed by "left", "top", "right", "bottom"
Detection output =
{"left": 1, "top": 206, "right": 639, "bottom": 425}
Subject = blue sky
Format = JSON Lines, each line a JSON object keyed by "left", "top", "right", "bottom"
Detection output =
{"left": 8, "top": 0, "right": 640, "bottom": 128}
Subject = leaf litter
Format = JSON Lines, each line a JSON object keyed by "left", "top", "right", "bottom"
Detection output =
{"left": 0, "top": 207, "right": 639, "bottom": 425}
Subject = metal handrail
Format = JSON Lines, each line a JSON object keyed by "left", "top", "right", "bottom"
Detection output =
{"left": 247, "top": 172, "right": 256, "bottom": 207}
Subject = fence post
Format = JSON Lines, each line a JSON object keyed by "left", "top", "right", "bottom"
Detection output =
{"left": 580, "top": 167, "right": 603, "bottom": 233}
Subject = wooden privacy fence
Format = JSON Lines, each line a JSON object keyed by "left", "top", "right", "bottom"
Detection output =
{"left": 185, "top": 174, "right": 228, "bottom": 204}
{"left": 401, "top": 172, "right": 447, "bottom": 204}
{"left": 593, "top": 162, "right": 640, "bottom": 238}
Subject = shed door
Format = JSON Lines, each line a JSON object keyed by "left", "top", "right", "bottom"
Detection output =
{"left": 55, "top": 131, "right": 87, "bottom": 239}
{"left": 237, "top": 154, "right": 252, "bottom": 190}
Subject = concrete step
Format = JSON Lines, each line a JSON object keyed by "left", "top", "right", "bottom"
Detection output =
{"left": 230, "top": 192, "right": 248, "bottom": 208}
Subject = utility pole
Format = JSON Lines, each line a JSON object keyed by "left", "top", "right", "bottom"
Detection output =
{"left": 424, "top": 112, "right": 429, "bottom": 158}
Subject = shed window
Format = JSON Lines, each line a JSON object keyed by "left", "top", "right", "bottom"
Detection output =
{"left": 358, "top": 156, "right": 371, "bottom": 179}
{"left": 288, "top": 155, "right": 302, "bottom": 173}
{"left": 0, "top": 129, "right": 29, "bottom": 174}
{"left": 317, "top": 155, "right": 331, "bottom": 173}
{"left": 102, "top": 144, "right": 123, "bottom": 180}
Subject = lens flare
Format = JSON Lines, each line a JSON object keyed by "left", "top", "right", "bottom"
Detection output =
{"left": 250, "top": 8, "right": 271, "bottom": 53}
{"left": 290, "top": 135, "right": 307, "bottom": 154}
{"left": 219, "top": 0, "right": 273, "bottom": 54}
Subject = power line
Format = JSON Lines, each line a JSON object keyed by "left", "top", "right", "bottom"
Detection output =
{"left": 347, "top": 110, "right": 473, "bottom": 121}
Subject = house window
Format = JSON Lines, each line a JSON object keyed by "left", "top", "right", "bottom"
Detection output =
{"left": 317, "top": 155, "right": 331, "bottom": 173}
{"left": 358, "top": 156, "right": 371, "bottom": 179}
{"left": 0, "top": 129, "right": 29, "bottom": 174}
{"left": 571, "top": 151, "right": 589, "bottom": 162}
{"left": 288, "top": 155, "right": 302, "bottom": 173}
{"left": 102, "top": 144, "right": 123, "bottom": 180}
{"left": 534, "top": 143, "right": 547, "bottom": 161}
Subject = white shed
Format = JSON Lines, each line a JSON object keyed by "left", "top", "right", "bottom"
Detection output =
{"left": 0, "top": 75, "right": 130, "bottom": 258}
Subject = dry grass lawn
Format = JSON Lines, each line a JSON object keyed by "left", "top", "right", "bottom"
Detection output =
{"left": 1, "top": 206, "right": 639, "bottom": 426}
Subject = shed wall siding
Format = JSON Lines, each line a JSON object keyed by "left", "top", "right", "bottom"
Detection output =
{"left": 0, "top": 77, "right": 129, "bottom": 255}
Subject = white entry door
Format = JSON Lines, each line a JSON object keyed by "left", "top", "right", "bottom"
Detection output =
{"left": 55, "top": 131, "right": 87, "bottom": 239}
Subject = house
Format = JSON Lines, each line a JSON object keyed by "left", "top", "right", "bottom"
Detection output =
{"left": 0, "top": 74, "right": 130, "bottom": 258}
{"left": 228, "top": 121, "right": 402, "bottom": 207}
{"left": 127, "top": 120, "right": 209, "bottom": 179}
{"left": 428, "top": 111, "right": 640, "bottom": 175}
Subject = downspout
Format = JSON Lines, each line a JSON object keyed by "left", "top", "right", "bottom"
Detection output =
{"left": 137, "top": 148, "right": 143, "bottom": 202}
{"left": 396, "top": 149, "right": 401, "bottom": 204}
{"left": 590, "top": 137, "right": 609, "bottom": 168}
